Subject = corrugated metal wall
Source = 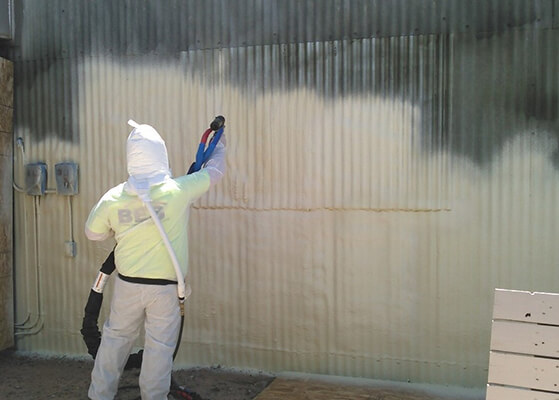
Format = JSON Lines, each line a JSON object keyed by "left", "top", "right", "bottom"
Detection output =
{"left": 7, "top": 0, "right": 559, "bottom": 391}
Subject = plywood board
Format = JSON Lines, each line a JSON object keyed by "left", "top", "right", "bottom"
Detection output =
{"left": 488, "top": 352, "right": 559, "bottom": 393}
{"left": 490, "top": 320, "right": 559, "bottom": 358}
{"left": 493, "top": 289, "right": 559, "bottom": 325}
{"left": 255, "top": 378, "right": 462, "bottom": 400}
{"left": 487, "top": 385, "right": 559, "bottom": 400}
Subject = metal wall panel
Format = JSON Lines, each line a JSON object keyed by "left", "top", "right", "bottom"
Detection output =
{"left": 8, "top": 0, "right": 559, "bottom": 393}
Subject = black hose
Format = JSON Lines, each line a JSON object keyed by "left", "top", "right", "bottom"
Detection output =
{"left": 80, "top": 290, "right": 103, "bottom": 359}
{"left": 173, "top": 315, "right": 185, "bottom": 360}
{"left": 80, "top": 251, "right": 116, "bottom": 358}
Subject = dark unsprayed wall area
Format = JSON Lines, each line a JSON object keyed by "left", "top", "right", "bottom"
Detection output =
{"left": 1, "top": 0, "right": 557, "bottom": 169}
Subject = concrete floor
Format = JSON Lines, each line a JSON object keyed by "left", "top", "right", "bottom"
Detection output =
{"left": 255, "top": 378, "right": 484, "bottom": 400}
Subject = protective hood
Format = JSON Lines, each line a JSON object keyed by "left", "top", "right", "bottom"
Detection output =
{"left": 125, "top": 120, "right": 171, "bottom": 197}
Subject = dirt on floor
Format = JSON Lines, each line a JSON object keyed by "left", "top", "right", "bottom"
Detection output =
{"left": 0, "top": 349, "right": 483, "bottom": 400}
{"left": 0, "top": 349, "right": 274, "bottom": 400}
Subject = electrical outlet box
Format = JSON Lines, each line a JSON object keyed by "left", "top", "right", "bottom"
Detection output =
{"left": 25, "top": 162, "right": 47, "bottom": 196}
{"left": 55, "top": 162, "right": 79, "bottom": 195}
{"left": 65, "top": 241, "right": 77, "bottom": 257}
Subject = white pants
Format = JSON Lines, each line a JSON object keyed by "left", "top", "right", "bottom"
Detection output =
{"left": 88, "top": 277, "right": 181, "bottom": 400}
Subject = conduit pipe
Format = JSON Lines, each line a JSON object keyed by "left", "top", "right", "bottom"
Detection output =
{"left": 13, "top": 137, "right": 30, "bottom": 326}
{"left": 14, "top": 196, "right": 44, "bottom": 336}
{"left": 12, "top": 138, "right": 45, "bottom": 335}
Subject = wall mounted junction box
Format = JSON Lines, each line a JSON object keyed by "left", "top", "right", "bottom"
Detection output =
{"left": 55, "top": 162, "right": 79, "bottom": 195}
{"left": 0, "top": 0, "right": 13, "bottom": 40}
{"left": 25, "top": 162, "right": 47, "bottom": 196}
{"left": 65, "top": 240, "right": 77, "bottom": 258}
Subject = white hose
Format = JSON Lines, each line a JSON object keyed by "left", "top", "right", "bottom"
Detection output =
{"left": 141, "top": 197, "right": 187, "bottom": 302}
{"left": 125, "top": 120, "right": 189, "bottom": 302}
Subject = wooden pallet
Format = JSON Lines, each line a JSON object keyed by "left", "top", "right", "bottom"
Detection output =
{"left": 487, "top": 289, "right": 559, "bottom": 399}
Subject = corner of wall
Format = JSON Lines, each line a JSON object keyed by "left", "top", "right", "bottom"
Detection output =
{"left": 0, "top": 55, "right": 14, "bottom": 351}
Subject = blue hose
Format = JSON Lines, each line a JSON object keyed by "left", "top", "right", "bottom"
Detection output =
{"left": 193, "top": 126, "right": 225, "bottom": 172}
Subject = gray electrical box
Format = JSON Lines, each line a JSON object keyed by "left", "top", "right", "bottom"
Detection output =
{"left": 25, "top": 162, "right": 47, "bottom": 196}
{"left": 0, "top": 0, "right": 13, "bottom": 40}
{"left": 55, "top": 162, "right": 79, "bottom": 195}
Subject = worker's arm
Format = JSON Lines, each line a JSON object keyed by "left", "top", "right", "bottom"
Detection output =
{"left": 85, "top": 227, "right": 113, "bottom": 241}
{"left": 84, "top": 192, "right": 115, "bottom": 241}
{"left": 203, "top": 134, "right": 227, "bottom": 187}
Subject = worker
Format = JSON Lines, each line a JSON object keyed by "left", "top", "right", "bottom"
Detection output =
{"left": 85, "top": 120, "right": 226, "bottom": 400}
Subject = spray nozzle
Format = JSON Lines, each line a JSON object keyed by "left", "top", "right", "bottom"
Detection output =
{"left": 210, "top": 116, "right": 225, "bottom": 131}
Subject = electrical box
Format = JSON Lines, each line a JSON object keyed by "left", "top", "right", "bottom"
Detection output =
{"left": 25, "top": 162, "right": 47, "bottom": 196}
{"left": 55, "top": 162, "right": 79, "bottom": 195}
{"left": 65, "top": 241, "right": 77, "bottom": 258}
{"left": 0, "top": 0, "right": 13, "bottom": 40}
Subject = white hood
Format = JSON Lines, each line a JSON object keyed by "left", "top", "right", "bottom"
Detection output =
{"left": 125, "top": 120, "right": 171, "bottom": 197}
